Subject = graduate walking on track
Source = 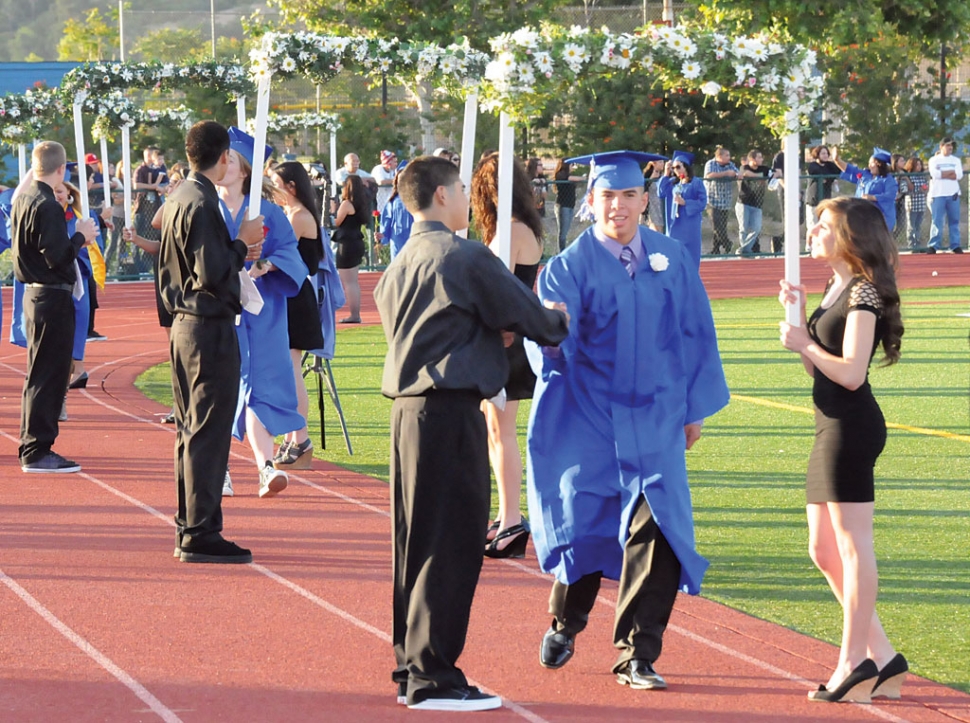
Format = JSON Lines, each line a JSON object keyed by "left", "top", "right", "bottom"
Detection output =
{"left": 526, "top": 150, "right": 730, "bottom": 690}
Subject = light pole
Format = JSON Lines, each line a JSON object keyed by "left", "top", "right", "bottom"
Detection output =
{"left": 210, "top": 0, "right": 217, "bottom": 59}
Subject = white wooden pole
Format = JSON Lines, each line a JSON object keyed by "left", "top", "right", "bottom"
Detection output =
{"left": 495, "top": 111, "right": 514, "bottom": 267}
{"left": 248, "top": 77, "right": 271, "bottom": 220}
{"left": 783, "top": 125, "right": 801, "bottom": 326}
{"left": 236, "top": 95, "right": 246, "bottom": 130}
{"left": 456, "top": 93, "right": 478, "bottom": 239}
{"left": 329, "top": 130, "right": 337, "bottom": 198}
{"left": 72, "top": 95, "right": 90, "bottom": 219}
{"left": 99, "top": 135, "right": 110, "bottom": 213}
{"left": 121, "top": 125, "right": 133, "bottom": 229}
{"left": 18, "top": 144, "right": 27, "bottom": 182}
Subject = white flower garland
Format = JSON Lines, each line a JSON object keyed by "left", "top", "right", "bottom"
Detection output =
{"left": 247, "top": 111, "right": 342, "bottom": 136}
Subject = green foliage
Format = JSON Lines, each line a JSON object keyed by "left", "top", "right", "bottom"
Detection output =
{"left": 821, "top": 34, "right": 970, "bottom": 157}
{"left": 129, "top": 27, "right": 211, "bottom": 64}
{"left": 266, "top": 0, "right": 567, "bottom": 51}
{"left": 333, "top": 105, "right": 420, "bottom": 169}
{"left": 540, "top": 72, "right": 776, "bottom": 161}
{"left": 57, "top": 7, "right": 120, "bottom": 62}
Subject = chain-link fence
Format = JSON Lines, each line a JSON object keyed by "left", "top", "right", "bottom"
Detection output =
{"left": 539, "top": 171, "right": 970, "bottom": 260}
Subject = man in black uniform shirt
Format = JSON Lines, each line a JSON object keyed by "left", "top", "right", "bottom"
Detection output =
{"left": 13, "top": 141, "right": 97, "bottom": 473}
{"left": 158, "top": 121, "right": 264, "bottom": 563}
{"left": 374, "top": 156, "right": 569, "bottom": 712}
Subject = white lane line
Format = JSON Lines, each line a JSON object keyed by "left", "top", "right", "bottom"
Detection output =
{"left": 0, "top": 567, "right": 183, "bottom": 723}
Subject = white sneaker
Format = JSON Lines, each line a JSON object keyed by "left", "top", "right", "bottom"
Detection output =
{"left": 222, "top": 468, "right": 234, "bottom": 497}
{"left": 258, "top": 463, "right": 287, "bottom": 498}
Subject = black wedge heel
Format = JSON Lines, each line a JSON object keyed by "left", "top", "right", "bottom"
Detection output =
{"left": 484, "top": 520, "right": 530, "bottom": 559}
{"left": 808, "top": 659, "right": 879, "bottom": 703}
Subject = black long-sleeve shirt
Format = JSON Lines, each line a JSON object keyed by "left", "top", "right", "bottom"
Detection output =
{"left": 158, "top": 171, "right": 247, "bottom": 319}
{"left": 374, "top": 220, "right": 568, "bottom": 398}
{"left": 11, "top": 181, "right": 84, "bottom": 285}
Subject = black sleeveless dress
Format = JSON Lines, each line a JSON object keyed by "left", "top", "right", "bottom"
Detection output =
{"left": 805, "top": 277, "right": 886, "bottom": 503}
{"left": 504, "top": 261, "right": 541, "bottom": 401}
{"left": 286, "top": 232, "right": 325, "bottom": 351}
{"left": 332, "top": 211, "right": 366, "bottom": 269}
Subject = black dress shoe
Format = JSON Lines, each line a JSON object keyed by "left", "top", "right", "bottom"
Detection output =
{"left": 539, "top": 626, "right": 575, "bottom": 669}
{"left": 68, "top": 372, "right": 89, "bottom": 390}
{"left": 179, "top": 535, "right": 252, "bottom": 564}
{"left": 616, "top": 659, "right": 667, "bottom": 690}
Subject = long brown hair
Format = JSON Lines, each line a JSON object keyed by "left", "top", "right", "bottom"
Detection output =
{"left": 471, "top": 152, "right": 543, "bottom": 246}
{"left": 341, "top": 174, "right": 370, "bottom": 218}
{"left": 816, "top": 196, "right": 903, "bottom": 365}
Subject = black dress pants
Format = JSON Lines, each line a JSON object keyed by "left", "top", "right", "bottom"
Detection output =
{"left": 548, "top": 496, "right": 682, "bottom": 671}
{"left": 169, "top": 314, "right": 240, "bottom": 547}
{"left": 19, "top": 287, "right": 75, "bottom": 464}
{"left": 390, "top": 391, "right": 490, "bottom": 703}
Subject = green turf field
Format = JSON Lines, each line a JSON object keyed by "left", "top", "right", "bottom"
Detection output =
{"left": 136, "top": 286, "right": 970, "bottom": 692}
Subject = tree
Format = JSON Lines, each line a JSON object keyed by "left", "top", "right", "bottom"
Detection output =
{"left": 264, "top": 0, "right": 569, "bottom": 150}
{"left": 129, "top": 27, "right": 210, "bottom": 64}
{"left": 57, "top": 7, "right": 120, "bottom": 62}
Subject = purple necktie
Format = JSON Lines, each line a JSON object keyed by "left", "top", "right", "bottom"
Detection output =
{"left": 620, "top": 246, "right": 636, "bottom": 278}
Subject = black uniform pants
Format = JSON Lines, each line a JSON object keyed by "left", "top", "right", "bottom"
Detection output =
{"left": 170, "top": 314, "right": 240, "bottom": 547}
{"left": 548, "top": 496, "right": 682, "bottom": 671}
{"left": 19, "top": 287, "right": 75, "bottom": 464}
{"left": 390, "top": 391, "right": 490, "bottom": 703}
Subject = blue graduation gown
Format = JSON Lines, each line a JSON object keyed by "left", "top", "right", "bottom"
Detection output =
{"left": 657, "top": 176, "right": 707, "bottom": 267}
{"left": 221, "top": 198, "right": 308, "bottom": 440}
{"left": 70, "top": 209, "right": 104, "bottom": 362}
{"left": 307, "top": 227, "right": 345, "bottom": 360}
{"left": 840, "top": 164, "right": 897, "bottom": 231}
{"left": 379, "top": 195, "right": 414, "bottom": 260}
{"left": 526, "top": 225, "right": 730, "bottom": 595}
{"left": 0, "top": 190, "right": 12, "bottom": 340}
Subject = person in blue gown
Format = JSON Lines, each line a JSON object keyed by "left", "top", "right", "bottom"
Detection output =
{"left": 657, "top": 150, "right": 707, "bottom": 267}
{"left": 526, "top": 150, "right": 730, "bottom": 690}
{"left": 219, "top": 128, "right": 308, "bottom": 498}
{"left": 833, "top": 147, "right": 898, "bottom": 231}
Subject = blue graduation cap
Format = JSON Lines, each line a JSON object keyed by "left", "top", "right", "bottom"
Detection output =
{"left": 672, "top": 150, "right": 695, "bottom": 166}
{"left": 566, "top": 150, "right": 667, "bottom": 190}
{"left": 872, "top": 147, "right": 892, "bottom": 164}
{"left": 228, "top": 126, "right": 274, "bottom": 168}
{"left": 64, "top": 162, "right": 78, "bottom": 182}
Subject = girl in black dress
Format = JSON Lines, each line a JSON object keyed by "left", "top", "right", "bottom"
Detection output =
{"left": 471, "top": 152, "right": 544, "bottom": 558}
{"left": 331, "top": 174, "right": 368, "bottom": 323}
{"left": 779, "top": 197, "right": 907, "bottom": 703}
{"left": 269, "top": 161, "right": 325, "bottom": 469}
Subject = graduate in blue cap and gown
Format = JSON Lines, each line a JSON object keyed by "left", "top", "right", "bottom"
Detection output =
{"left": 657, "top": 150, "right": 708, "bottom": 267}
{"left": 0, "top": 188, "right": 13, "bottom": 338}
{"left": 527, "top": 149, "right": 730, "bottom": 689}
{"left": 219, "top": 127, "right": 308, "bottom": 498}
{"left": 833, "top": 147, "right": 898, "bottom": 231}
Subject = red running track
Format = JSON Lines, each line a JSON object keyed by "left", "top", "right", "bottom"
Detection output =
{"left": 1, "top": 254, "right": 969, "bottom": 723}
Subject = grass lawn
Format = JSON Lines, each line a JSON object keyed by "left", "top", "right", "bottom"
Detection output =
{"left": 136, "top": 285, "right": 970, "bottom": 693}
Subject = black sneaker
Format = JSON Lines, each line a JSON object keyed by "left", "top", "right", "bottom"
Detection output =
{"left": 407, "top": 686, "right": 502, "bottom": 712}
{"left": 22, "top": 451, "right": 81, "bottom": 474}
{"left": 926, "top": 247, "right": 937, "bottom": 254}
{"left": 952, "top": 247, "right": 964, "bottom": 254}
{"left": 87, "top": 331, "right": 107, "bottom": 341}
{"left": 396, "top": 682, "right": 407, "bottom": 706}
{"left": 179, "top": 536, "right": 253, "bottom": 564}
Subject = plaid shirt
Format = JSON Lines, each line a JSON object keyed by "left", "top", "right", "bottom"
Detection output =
{"left": 704, "top": 160, "right": 738, "bottom": 209}
{"left": 902, "top": 172, "right": 928, "bottom": 212}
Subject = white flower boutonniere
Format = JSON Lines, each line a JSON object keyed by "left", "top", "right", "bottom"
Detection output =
{"left": 648, "top": 253, "right": 669, "bottom": 272}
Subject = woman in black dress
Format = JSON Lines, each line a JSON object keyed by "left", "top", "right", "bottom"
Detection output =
{"left": 269, "top": 161, "right": 325, "bottom": 469}
{"left": 471, "top": 152, "right": 544, "bottom": 559}
{"left": 331, "top": 174, "right": 368, "bottom": 323}
{"left": 779, "top": 197, "right": 907, "bottom": 703}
